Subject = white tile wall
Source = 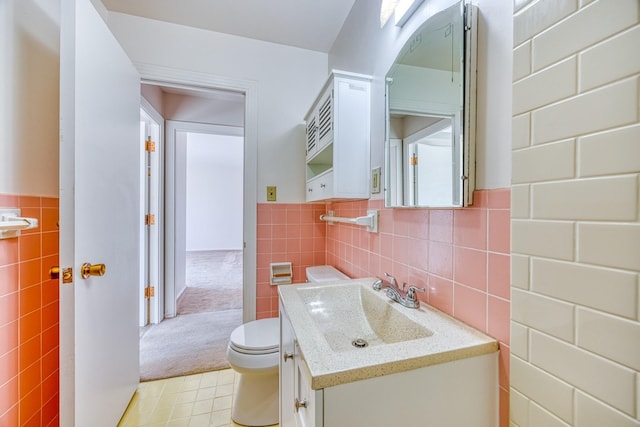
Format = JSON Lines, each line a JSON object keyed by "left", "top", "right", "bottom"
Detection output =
{"left": 510, "top": 185, "right": 530, "bottom": 219}
{"left": 531, "top": 77, "right": 638, "bottom": 145}
{"left": 579, "top": 125, "right": 640, "bottom": 177}
{"left": 530, "top": 331, "right": 636, "bottom": 415}
{"left": 512, "top": 113, "right": 531, "bottom": 150}
{"left": 531, "top": 0, "right": 638, "bottom": 71}
{"left": 511, "top": 0, "right": 640, "bottom": 425}
{"left": 580, "top": 26, "right": 640, "bottom": 91}
{"left": 512, "top": 41, "right": 531, "bottom": 81}
{"left": 529, "top": 402, "right": 570, "bottom": 427}
{"left": 511, "top": 220, "right": 574, "bottom": 260}
{"left": 531, "top": 258, "right": 637, "bottom": 319}
{"left": 577, "top": 223, "right": 640, "bottom": 270}
{"left": 512, "top": 288, "right": 575, "bottom": 342}
{"left": 576, "top": 308, "right": 640, "bottom": 370}
{"left": 512, "top": 0, "right": 577, "bottom": 47}
{"left": 510, "top": 356, "right": 574, "bottom": 423}
{"left": 510, "top": 388, "right": 530, "bottom": 426}
{"left": 531, "top": 176, "right": 638, "bottom": 220}
{"left": 512, "top": 140, "right": 575, "bottom": 184}
{"left": 575, "top": 391, "right": 640, "bottom": 427}
{"left": 512, "top": 56, "right": 577, "bottom": 115}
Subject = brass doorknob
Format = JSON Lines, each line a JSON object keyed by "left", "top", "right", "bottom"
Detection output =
{"left": 81, "top": 263, "right": 106, "bottom": 279}
{"left": 49, "top": 266, "right": 60, "bottom": 280}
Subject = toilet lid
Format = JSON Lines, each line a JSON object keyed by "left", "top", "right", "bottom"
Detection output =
{"left": 229, "top": 318, "right": 279, "bottom": 354}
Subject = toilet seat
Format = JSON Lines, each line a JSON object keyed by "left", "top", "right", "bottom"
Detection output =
{"left": 229, "top": 318, "right": 279, "bottom": 355}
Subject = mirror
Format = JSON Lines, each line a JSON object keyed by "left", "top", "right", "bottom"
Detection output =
{"left": 385, "top": 0, "right": 477, "bottom": 208}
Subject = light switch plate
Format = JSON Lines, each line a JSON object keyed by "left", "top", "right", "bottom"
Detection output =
{"left": 371, "top": 167, "right": 381, "bottom": 194}
{"left": 267, "top": 186, "right": 277, "bottom": 201}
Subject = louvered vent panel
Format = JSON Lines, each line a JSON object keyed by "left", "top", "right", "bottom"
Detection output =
{"left": 306, "top": 117, "right": 317, "bottom": 154}
{"left": 318, "top": 95, "right": 332, "bottom": 141}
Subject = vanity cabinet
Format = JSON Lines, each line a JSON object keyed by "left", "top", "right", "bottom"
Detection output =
{"left": 305, "top": 70, "right": 371, "bottom": 202}
{"left": 279, "top": 298, "right": 498, "bottom": 427}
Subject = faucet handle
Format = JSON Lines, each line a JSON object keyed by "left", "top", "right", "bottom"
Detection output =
{"left": 384, "top": 272, "right": 397, "bottom": 287}
{"left": 406, "top": 285, "right": 426, "bottom": 300}
{"left": 372, "top": 278, "right": 383, "bottom": 291}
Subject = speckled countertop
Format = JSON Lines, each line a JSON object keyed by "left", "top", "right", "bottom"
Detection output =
{"left": 278, "top": 278, "right": 498, "bottom": 390}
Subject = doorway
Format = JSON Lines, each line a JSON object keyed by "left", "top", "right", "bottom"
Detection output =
{"left": 178, "top": 130, "right": 244, "bottom": 318}
{"left": 137, "top": 76, "right": 255, "bottom": 380}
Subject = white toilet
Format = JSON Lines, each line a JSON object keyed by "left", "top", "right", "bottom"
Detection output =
{"left": 226, "top": 265, "right": 349, "bottom": 426}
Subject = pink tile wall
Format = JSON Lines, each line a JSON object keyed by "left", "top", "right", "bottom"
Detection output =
{"left": 256, "top": 203, "right": 327, "bottom": 319}
{"left": 256, "top": 190, "right": 511, "bottom": 426}
{"left": 0, "top": 194, "right": 60, "bottom": 427}
{"left": 325, "top": 189, "right": 511, "bottom": 427}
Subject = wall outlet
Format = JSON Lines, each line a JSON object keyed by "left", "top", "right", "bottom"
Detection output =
{"left": 267, "top": 186, "right": 277, "bottom": 201}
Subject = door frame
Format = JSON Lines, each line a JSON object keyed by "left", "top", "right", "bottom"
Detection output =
{"left": 140, "top": 97, "right": 164, "bottom": 325}
{"left": 138, "top": 63, "right": 257, "bottom": 323}
{"left": 165, "top": 120, "right": 245, "bottom": 319}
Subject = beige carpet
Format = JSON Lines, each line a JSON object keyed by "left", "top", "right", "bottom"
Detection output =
{"left": 139, "top": 309, "right": 242, "bottom": 381}
{"left": 140, "top": 250, "right": 243, "bottom": 381}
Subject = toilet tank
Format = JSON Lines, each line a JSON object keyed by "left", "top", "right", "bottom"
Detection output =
{"left": 306, "top": 265, "right": 350, "bottom": 283}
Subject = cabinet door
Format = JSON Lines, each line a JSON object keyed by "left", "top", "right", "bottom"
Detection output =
{"left": 332, "top": 78, "right": 370, "bottom": 199}
{"left": 305, "top": 114, "right": 318, "bottom": 159}
{"left": 294, "top": 350, "right": 323, "bottom": 427}
{"left": 316, "top": 88, "right": 333, "bottom": 152}
{"left": 280, "top": 309, "right": 297, "bottom": 427}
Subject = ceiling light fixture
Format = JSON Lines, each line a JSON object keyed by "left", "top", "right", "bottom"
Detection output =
{"left": 380, "top": 0, "right": 401, "bottom": 27}
{"left": 394, "top": 0, "right": 425, "bottom": 27}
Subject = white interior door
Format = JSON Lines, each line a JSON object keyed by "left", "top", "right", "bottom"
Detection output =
{"left": 59, "top": 0, "right": 141, "bottom": 425}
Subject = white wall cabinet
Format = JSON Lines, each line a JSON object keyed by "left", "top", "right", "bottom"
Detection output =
{"left": 305, "top": 71, "right": 371, "bottom": 202}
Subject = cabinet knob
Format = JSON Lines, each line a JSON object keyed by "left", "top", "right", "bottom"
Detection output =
{"left": 283, "top": 352, "right": 293, "bottom": 362}
{"left": 294, "top": 398, "right": 308, "bottom": 412}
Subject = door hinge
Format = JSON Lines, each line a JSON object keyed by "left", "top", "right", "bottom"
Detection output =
{"left": 145, "top": 138, "right": 156, "bottom": 152}
{"left": 144, "top": 286, "right": 155, "bottom": 299}
{"left": 145, "top": 214, "right": 155, "bottom": 225}
{"left": 410, "top": 154, "right": 418, "bottom": 166}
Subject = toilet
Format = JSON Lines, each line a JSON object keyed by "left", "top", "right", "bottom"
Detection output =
{"left": 226, "top": 265, "right": 349, "bottom": 426}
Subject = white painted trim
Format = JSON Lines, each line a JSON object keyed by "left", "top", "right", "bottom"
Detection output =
{"left": 137, "top": 63, "right": 258, "bottom": 323}
{"left": 140, "top": 97, "right": 165, "bottom": 324}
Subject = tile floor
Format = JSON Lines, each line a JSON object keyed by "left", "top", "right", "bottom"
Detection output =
{"left": 118, "top": 369, "right": 279, "bottom": 427}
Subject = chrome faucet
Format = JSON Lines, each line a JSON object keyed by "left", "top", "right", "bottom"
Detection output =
{"left": 400, "top": 283, "right": 426, "bottom": 309}
{"left": 372, "top": 274, "right": 425, "bottom": 308}
{"left": 372, "top": 273, "right": 402, "bottom": 303}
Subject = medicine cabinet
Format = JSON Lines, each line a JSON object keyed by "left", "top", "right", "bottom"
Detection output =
{"left": 385, "top": 0, "right": 477, "bottom": 208}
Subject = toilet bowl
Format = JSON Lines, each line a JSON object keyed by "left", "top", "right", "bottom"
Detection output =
{"left": 226, "top": 265, "right": 349, "bottom": 426}
{"left": 227, "top": 317, "right": 280, "bottom": 426}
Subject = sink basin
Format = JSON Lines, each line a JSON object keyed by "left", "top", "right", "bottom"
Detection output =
{"left": 297, "top": 283, "right": 432, "bottom": 352}
{"left": 278, "top": 278, "right": 498, "bottom": 390}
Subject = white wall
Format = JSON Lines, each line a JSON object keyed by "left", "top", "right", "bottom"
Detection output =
{"left": 0, "top": 0, "right": 60, "bottom": 196}
{"left": 329, "top": 0, "right": 513, "bottom": 192}
{"left": 510, "top": 0, "right": 640, "bottom": 425}
{"left": 106, "top": 13, "right": 329, "bottom": 203}
{"left": 185, "top": 132, "right": 243, "bottom": 251}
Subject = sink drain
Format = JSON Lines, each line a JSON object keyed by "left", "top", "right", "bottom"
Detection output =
{"left": 351, "top": 338, "right": 369, "bottom": 348}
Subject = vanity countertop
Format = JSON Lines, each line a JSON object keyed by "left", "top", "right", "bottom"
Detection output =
{"left": 278, "top": 278, "right": 498, "bottom": 389}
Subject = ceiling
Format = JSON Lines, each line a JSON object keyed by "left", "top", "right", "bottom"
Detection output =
{"left": 101, "top": 0, "right": 357, "bottom": 53}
